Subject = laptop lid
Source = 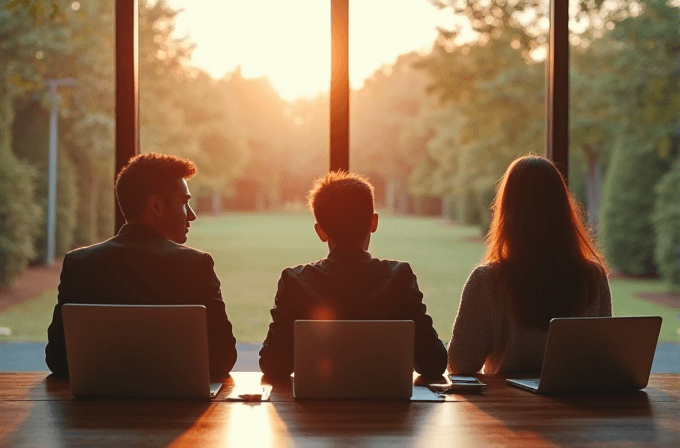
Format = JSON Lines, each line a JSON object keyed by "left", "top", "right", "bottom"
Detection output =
{"left": 293, "top": 320, "right": 415, "bottom": 399}
{"left": 62, "top": 304, "right": 219, "bottom": 399}
{"left": 535, "top": 316, "right": 662, "bottom": 393}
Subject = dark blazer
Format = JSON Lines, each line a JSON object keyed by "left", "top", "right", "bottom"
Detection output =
{"left": 45, "top": 224, "right": 237, "bottom": 378}
{"left": 258, "top": 246, "right": 448, "bottom": 378}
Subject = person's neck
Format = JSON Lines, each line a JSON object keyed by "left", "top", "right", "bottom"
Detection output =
{"left": 126, "top": 219, "right": 159, "bottom": 234}
{"left": 327, "top": 235, "right": 370, "bottom": 252}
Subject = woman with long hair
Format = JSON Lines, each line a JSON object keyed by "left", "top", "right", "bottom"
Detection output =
{"left": 447, "top": 155, "right": 612, "bottom": 374}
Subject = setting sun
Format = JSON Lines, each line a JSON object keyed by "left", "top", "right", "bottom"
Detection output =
{"left": 167, "top": 0, "right": 450, "bottom": 101}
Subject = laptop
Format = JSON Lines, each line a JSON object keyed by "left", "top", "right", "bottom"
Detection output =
{"left": 293, "top": 320, "right": 415, "bottom": 399}
{"left": 506, "top": 316, "right": 662, "bottom": 394}
{"left": 62, "top": 304, "right": 222, "bottom": 399}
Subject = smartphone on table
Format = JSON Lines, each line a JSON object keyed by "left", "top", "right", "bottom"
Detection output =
{"left": 429, "top": 375, "right": 487, "bottom": 394}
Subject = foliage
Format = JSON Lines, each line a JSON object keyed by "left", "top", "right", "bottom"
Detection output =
{"left": 0, "top": 0, "right": 70, "bottom": 285}
{"left": 411, "top": 27, "right": 545, "bottom": 231}
{"left": 653, "top": 159, "right": 680, "bottom": 287}
{"left": 350, "top": 53, "right": 432, "bottom": 212}
{"left": 139, "top": 2, "right": 248, "bottom": 204}
{"left": 599, "top": 134, "right": 668, "bottom": 275}
{"left": 0, "top": 150, "right": 42, "bottom": 287}
{"left": 571, "top": 0, "right": 680, "bottom": 236}
{"left": 11, "top": 101, "right": 78, "bottom": 260}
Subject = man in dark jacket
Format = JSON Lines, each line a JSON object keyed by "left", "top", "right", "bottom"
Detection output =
{"left": 46, "top": 153, "right": 237, "bottom": 378}
{"left": 259, "top": 171, "right": 447, "bottom": 378}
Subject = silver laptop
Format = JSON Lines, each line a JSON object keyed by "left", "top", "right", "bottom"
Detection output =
{"left": 506, "top": 316, "right": 662, "bottom": 394}
{"left": 62, "top": 304, "right": 222, "bottom": 399}
{"left": 293, "top": 320, "right": 415, "bottom": 399}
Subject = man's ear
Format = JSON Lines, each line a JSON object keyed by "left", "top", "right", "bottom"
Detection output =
{"left": 148, "top": 195, "right": 165, "bottom": 217}
{"left": 314, "top": 222, "right": 328, "bottom": 243}
{"left": 369, "top": 213, "right": 379, "bottom": 233}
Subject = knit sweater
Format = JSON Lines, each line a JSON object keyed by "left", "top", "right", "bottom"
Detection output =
{"left": 447, "top": 263, "right": 612, "bottom": 374}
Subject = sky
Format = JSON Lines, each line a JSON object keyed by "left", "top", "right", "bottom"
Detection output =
{"left": 166, "top": 0, "right": 453, "bottom": 101}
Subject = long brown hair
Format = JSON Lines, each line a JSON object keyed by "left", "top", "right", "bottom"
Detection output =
{"left": 483, "top": 156, "right": 607, "bottom": 331}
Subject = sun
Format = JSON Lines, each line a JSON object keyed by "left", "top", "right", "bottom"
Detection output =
{"left": 168, "top": 0, "right": 450, "bottom": 101}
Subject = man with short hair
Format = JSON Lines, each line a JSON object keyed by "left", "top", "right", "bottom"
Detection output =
{"left": 46, "top": 153, "right": 237, "bottom": 378}
{"left": 258, "top": 171, "right": 447, "bottom": 378}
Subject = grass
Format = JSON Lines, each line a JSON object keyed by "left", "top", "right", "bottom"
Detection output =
{"left": 0, "top": 211, "right": 678, "bottom": 344}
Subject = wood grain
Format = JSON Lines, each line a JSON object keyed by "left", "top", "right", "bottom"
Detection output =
{"left": 1, "top": 373, "right": 678, "bottom": 447}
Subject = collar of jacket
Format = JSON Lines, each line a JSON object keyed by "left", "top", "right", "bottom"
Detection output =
{"left": 327, "top": 246, "right": 372, "bottom": 261}
{"left": 117, "top": 223, "right": 165, "bottom": 240}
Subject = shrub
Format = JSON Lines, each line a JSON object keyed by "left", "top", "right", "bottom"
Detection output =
{"left": 0, "top": 151, "right": 42, "bottom": 287}
{"left": 599, "top": 137, "right": 667, "bottom": 275}
{"left": 11, "top": 102, "right": 79, "bottom": 260}
{"left": 653, "top": 159, "right": 680, "bottom": 287}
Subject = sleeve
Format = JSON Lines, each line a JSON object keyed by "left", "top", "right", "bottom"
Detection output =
{"left": 45, "top": 255, "right": 72, "bottom": 378}
{"left": 447, "top": 267, "right": 492, "bottom": 375}
{"left": 400, "top": 264, "right": 448, "bottom": 378}
{"left": 259, "top": 271, "right": 296, "bottom": 378}
{"left": 598, "top": 269, "right": 613, "bottom": 317}
{"left": 198, "top": 253, "right": 237, "bottom": 376}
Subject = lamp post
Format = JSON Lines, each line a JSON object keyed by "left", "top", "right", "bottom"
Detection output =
{"left": 45, "top": 78, "right": 76, "bottom": 266}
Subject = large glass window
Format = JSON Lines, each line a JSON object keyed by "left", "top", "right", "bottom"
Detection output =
{"left": 2, "top": 0, "right": 677, "bottom": 373}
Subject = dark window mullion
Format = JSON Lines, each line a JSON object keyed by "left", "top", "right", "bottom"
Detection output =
{"left": 115, "top": 0, "right": 140, "bottom": 233}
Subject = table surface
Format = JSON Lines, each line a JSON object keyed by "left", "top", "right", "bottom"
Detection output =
{"left": 1, "top": 372, "right": 679, "bottom": 447}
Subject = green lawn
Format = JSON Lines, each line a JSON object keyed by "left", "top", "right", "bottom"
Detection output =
{"left": 1, "top": 211, "right": 678, "bottom": 343}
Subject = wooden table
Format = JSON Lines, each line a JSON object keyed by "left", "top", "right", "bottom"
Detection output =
{"left": 1, "top": 373, "right": 678, "bottom": 447}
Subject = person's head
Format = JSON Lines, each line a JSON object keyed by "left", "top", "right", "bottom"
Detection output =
{"left": 483, "top": 155, "right": 606, "bottom": 330}
{"left": 484, "top": 155, "right": 603, "bottom": 265}
{"left": 115, "top": 153, "right": 197, "bottom": 244}
{"left": 307, "top": 171, "right": 378, "bottom": 249}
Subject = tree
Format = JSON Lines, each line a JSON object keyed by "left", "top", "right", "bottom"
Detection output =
{"left": 571, "top": 0, "right": 680, "bottom": 237}
{"left": 351, "top": 52, "right": 432, "bottom": 213}
{"left": 412, "top": 26, "right": 545, "bottom": 231}
{"left": 12, "top": 101, "right": 78, "bottom": 260}
{"left": 599, "top": 132, "right": 668, "bottom": 276}
{"left": 0, "top": 0, "right": 70, "bottom": 284}
{"left": 653, "top": 158, "right": 680, "bottom": 287}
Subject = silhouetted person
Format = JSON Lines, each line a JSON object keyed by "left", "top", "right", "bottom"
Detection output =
{"left": 46, "top": 153, "right": 237, "bottom": 378}
{"left": 259, "top": 171, "right": 447, "bottom": 378}
{"left": 447, "top": 156, "right": 612, "bottom": 374}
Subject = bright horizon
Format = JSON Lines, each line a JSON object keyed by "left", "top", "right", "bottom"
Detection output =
{"left": 167, "top": 0, "right": 455, "bottom": 102}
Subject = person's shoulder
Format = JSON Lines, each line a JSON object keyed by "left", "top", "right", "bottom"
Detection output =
{"left": 281, "top": 260, "right": 321, "bottom": 278}
{"left": 585, "top": 260, "right": 607, "bottom": 278}
{"left": 62, "top": 236, "right": 117, "bottom": 263}
{"left": 365, "top": 256, "right": 415, "bottom": 277}
{"left": 464, "top": 264, "right": 498, "bottom": 289}
{"left": 469, "top": 263, "right": 495, "bottom": 279}
{"left": 164, "top": 241, "right": 214, "bottom": 267}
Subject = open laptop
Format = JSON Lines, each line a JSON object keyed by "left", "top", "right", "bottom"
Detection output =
{"left": 506, "top": 316, "right": 662, "bottom": 394}
{"left": 62, "top": 304, "right": 222, "bottom": 399}
{"left": 293, "top": 320, "right": 415, "bottom": 399}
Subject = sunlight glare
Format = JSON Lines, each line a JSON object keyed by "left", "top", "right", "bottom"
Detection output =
{"left": 167, "top": 0, "right": 451, "bottom": 101}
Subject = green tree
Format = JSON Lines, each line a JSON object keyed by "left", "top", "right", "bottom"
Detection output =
{"left": 351, "top": 52, "right": 431, "bottom": 214}
{"left": 413, "top": 27, "right": 545, "bottom": 231}
{"left": 599, "top": 133, "right": 668, "bottom": 275}
{"left": 11, "top": 101, "right": 78, "bottom": 260}
{"left": 572, "top": 0, "right": 680, "bottom": 239}
{"left": 0, "top": 150, "right": 42, "bottom": 287}
{"left": 653, "top": 158, "right": 680, "bottom": 287}
{"left": 0, "top": 0, "right": 71, "bottom": 284}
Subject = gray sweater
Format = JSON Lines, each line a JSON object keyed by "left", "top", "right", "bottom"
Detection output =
{"left": 447, "top": 263, "right": 612, "bottom": 374}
